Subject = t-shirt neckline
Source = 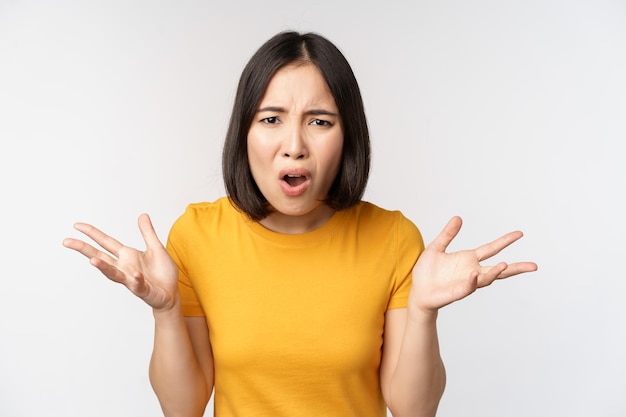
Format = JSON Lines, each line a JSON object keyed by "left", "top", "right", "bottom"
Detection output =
{"left": 242, "top": 206, "right": 350, "bottom": 247}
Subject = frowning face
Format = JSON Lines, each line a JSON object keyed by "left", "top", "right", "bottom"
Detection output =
{"left": 247, "top": 63, "right": 344, "bottom": 234}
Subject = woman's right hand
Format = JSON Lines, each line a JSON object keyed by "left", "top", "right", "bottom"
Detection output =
{"left": 63, "top": 213, "right": 179, "bottom": 312}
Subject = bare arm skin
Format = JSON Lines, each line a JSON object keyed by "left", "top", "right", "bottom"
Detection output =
{"left": 381, "top": 308, "right": 446, "bottom": 417}
{"left": 380, "top": 216, "right": 538, "bottom": 417}
{"left": 63, "top": 214, "right": 214, "bottom": 417}
{"left": 149, "top": 310, "right": 214, "bottom": 417}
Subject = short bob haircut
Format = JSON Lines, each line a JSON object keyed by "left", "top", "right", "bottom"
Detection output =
{"left": 222, "top": 31, "right": 371, "bottom": 221}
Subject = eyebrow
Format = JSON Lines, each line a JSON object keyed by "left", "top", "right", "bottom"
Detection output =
{"left": 257, "top": 106, "right": 338, "bottom": 117}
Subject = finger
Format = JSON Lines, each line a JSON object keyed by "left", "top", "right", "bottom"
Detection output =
{"left": 476, "top": 262, "right": 509, "bottom": 287}
{"left": 494, "top": 261, "right": 538, "bottom": 279}
{"left": 427, "top": 216, "right": 463, "bottom": 253}
{"left": 475, "top": 230, "right": 524, "bottom": 262}
{"left": 89, "top": 257, "right": 129, "bottom": 284}
{"left": 63, "top": 238, "right": 117, "bottom": 265}
{"left": 72, "top": 222, "right": 124, "bottom": 257}
{"left": 123, "top": 270, "right": 150, "bottom": 298}
{"left": 137, "top": 214, "right": 165, "bottom": 250}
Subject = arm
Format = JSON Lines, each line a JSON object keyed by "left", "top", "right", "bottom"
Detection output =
{"left": 381, "top": 216, "right": 537, "bottom": 417}
{"left": 63, "top": 214, "right": 213, "bottom": 417}
{"left": 380, "top": 308, "right": 445, "bottom": 417}
{"left": 149, "top": 313, "right": 214, "bottom": 417}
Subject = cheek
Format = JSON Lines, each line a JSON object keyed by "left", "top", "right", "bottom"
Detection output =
{"left": 247, "top": 132, "right": 270, "bottom": 172}
{"left": 321, "top": 136, "right": 344, "bottom": 181}
{"left": 330, "top": 133, "right": 344, "bottom": 167}
{"left": 247, "top": 127, "right": 278, "bottom": 157}
{"left": 246, "top": 139, "right": 262, "bottom": 183}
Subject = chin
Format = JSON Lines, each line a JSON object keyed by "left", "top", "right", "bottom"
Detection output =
{"left": 272, "top": 199, "right": 324, "bottom": 217}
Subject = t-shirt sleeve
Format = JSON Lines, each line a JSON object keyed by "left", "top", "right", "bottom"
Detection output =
{"left": 387, "top": 214, "right": 425, "bottom": 310}
{"left": 166, "top": 207, "right": 206, "bottom": 317}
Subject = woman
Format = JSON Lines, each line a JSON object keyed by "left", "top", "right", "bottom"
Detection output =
{"left": 63, "top": 31, "right": 537, "bottom": 417}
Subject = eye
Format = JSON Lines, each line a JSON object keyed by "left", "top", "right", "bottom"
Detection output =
{"left": 260, "top": 116, "right": 279, "bottom": 124}
{"left": 310, "top": 119, "right": 332, "bottom": 127}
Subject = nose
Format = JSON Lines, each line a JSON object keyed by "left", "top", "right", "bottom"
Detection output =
{"left": 282, "top": 125, "right": 308, "bottom": 160}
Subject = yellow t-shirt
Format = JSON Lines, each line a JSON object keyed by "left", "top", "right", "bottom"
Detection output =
{"left": 166, "top": 197, "right": 424, "bottom": 417}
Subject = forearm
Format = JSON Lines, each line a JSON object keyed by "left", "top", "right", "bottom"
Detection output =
{"left": 149, "top": 305, "right": 212, "bottom": 417}
{"left": 387, "top": 308, "right": 446, "bottom": 417}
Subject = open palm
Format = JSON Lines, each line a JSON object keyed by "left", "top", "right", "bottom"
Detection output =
{"left": 411, "top": 216, "right": 538, "bottom": 313}
{"left": 63, "top": 214, "right": 179, "bottom": 312}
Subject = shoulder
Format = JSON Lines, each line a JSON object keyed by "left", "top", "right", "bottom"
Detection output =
{"left": 352, "top": 201, "right": 405, "bottom": 220}
{"left": 180, "top": 196, "right": 237, "bottom": 217}
{"left": 173, "top": 197, "right": 238, "bottom": 225}
{"left": 343, "top": 201, "right": 424, "bottom": 250}
{"left": 351, "top": 201, "right": 421, "bottom": 233}
{"left": 168, "top": 197, "right": 244, "bottom": 241}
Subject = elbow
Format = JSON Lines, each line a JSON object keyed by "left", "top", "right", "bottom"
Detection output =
{"left": 388, "top": 400, "right": 442, "bottom": 417}
{"left": 387, "top": 402, "right": 439, "bottom": 417}
{"left": 160, "top": 399, "right": 209, "bottom": 417}
{"left": 385, "top": 370, "right": 447, "bottom": 417}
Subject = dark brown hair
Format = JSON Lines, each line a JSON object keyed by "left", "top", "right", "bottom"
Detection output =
{"left": 222, "top": 31, "right": 370, "bottom": 221}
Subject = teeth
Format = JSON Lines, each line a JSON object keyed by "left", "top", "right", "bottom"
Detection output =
{"left": 287, "top": 174, "right": 302, "bottom": 178}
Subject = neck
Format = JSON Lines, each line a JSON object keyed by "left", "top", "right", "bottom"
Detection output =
{"left": 259, "top": 204, "right": 335, "bottom": 234}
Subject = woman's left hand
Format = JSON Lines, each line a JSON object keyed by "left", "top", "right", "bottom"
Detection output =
{"left": 410, "top": 216, "right": 538, "bottom": 314}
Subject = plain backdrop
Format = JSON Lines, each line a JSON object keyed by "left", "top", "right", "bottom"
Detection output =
{"left": 1, "top": 1, "right": 625, "bottom": 416}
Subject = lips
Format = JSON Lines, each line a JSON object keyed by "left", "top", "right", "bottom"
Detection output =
{"left": 279, "top": 168, "right": 311, "bottom": 196}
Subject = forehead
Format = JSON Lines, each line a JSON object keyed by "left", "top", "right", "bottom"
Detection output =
{"left": 259, "top": 63, "right": 337, "bottom": 108}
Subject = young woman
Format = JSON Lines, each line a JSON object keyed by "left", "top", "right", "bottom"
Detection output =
{"left": 63, "top": 31, "right": 537, "bottom": 417}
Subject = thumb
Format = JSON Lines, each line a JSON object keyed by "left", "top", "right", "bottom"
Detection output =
{"left": 137, "top": 213, "right": 164, "bottom": 250}
{"left": 428, "top": 216, "right": 463, "bottom": 253}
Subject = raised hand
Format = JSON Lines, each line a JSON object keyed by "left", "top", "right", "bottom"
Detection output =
{"left": 63, "top": 214, "right": 179, "bottom": 312}
{"left": 410, "top": 216, "right": 538, "bottom": 313}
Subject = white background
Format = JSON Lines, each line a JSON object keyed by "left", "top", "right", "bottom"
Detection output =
{"left": 1, "top": 1, "right": 625, "bottom": 416}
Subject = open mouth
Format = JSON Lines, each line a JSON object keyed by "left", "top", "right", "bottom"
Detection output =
{"left": 279, "top": 169, "right": 311, "bottom": 196}
{"left": 283, "top": 174, "right": 307, "bottom": 187}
